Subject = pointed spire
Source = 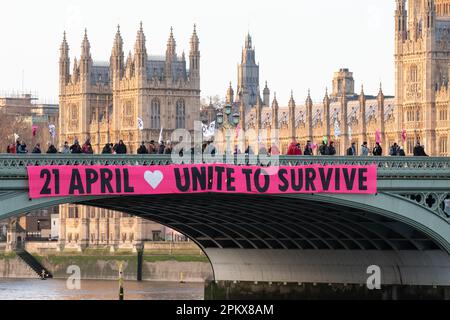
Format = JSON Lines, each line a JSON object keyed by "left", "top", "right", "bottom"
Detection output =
{"left": 181, "top": 51, "right": 186, "bottom": 61}
{"left": 81, "top": 28, "right": 91, "bottom": 58}
{"left": 135, "top": 22, "right": 146, "bottom": 53}
{"left": 226, "top": 82, "right": 235, "bottom": 104}
{"left": 289, "top": 90, "right": 296, "bottom": 108}
{"left": 112, "top": 24, "right": 123, "bottom": 54}
{"left": 73, "top": 57, "right": 78, "bottom": 73}
{"left": 306, "top": 89, "right": 313, "bottom": 105}
{"left": 323, "top": 87, "right": 330, "bottom": 104}
{"left": 378, "top": 82, "right": 384, "bottom": 96}
{"left": 272, "top": 92, "right": 279, "bottom": 109}
{"left": 190, "top": 24, "right": 199, "bottom": 52}
{"left": 60, "top": 31, "right": 69, "bottom": 53}
{"left": 245, "top": 32, "right": 252, "bottom": 49}
{"left": 263, "top": 81, "right": 270, "bottom": 93}
{"left": 166, "top": 27, "right": 176, "bottom": 58}
{"left": 360, "top": 84, "right": 365, "bottom": 96}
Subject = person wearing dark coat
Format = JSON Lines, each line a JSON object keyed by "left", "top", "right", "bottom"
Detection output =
{"left": 32, "top": 143, "right": 42, "bottom": 154}
{"left": 319, "top": 141, "right": 329, "bottom": 156}
{"left": 102, "top": 144, "right": 112, "bottom": 154}
{"left": 17, "top": 142, "right": 28, "bottom": 154}
{"left": 137, "top": 141, "right": 148, "bottom": 155}
{"left": 303, "top": 141, "right": 313, "bottom": 156}
{"left": 413, "top": 143, "right": 428, "bottom": 157}
{"left": 46, "top": 143, "right": 58, "bottom": 154}
{"left": 372, "top": 143, "right": 383, "bottom": 156}
{"left": 347, "top": 143, "right": 357, "bottom": 156}
{"left": 328, "top": 142, "right": 337, "bottom": 156}
{"left": 113, "top": 140, "right": 127, "bottom": 154}
{"left": 70, "top": 140, "right": 82, "bottom": 154}
{"left": 158, "top": 142, "right": 166, "bottom": 154}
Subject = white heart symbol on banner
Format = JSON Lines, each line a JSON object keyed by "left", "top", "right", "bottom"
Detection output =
{"left": 144, "top": 171, "right": 164, "bottom": 190}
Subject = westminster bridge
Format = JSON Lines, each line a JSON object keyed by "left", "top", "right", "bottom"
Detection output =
{"left": 0, "top": 155, "right": 450, "bottom": 298}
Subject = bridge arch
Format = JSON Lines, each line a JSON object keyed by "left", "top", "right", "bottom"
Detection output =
{"left": 2, "top": 191, "right": 450, "bottom": 286}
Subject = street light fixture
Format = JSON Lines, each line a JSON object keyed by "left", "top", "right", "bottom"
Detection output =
{"left": 224, "top": 104, "right": 232, "bottom": 116}
{"left": 216, "top": 105, "right": 240, "bottom": 129}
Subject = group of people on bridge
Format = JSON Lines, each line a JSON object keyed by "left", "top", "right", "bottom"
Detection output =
{"left": 5, "top": 137, "right": 429, "bottom": 157}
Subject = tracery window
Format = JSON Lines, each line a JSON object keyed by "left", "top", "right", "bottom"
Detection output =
{"left": 151, "top": 98, "right": 161, "bottom": 129}
{"left": 176, "top": 99, "right": 186, "bottom": 129}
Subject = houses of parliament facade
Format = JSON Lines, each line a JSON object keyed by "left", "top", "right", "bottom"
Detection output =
{"left": 57, "top": 0, "right": 450, "bottom": 251}
{"left": 57, "top": 24, "right": 200, "bottom": 251}
{"left": 203, "top": 0, "right": 450, "bottom": 157}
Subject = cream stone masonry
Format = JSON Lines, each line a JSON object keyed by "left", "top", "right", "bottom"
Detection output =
{"left": 59, "top": 24, "right": 200, "bottom": 154}
{"left": 215, "top": 0, "right": 450, "bottom": 157}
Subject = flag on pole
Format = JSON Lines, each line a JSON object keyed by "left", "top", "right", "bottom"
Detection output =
{"left": 48, "top": 125, "right": 56, "bottom": 139}
{"left": 334, "top": 120, "right": 341, "bottom": 138}
{"left": 137, "top": 118, "right": 144, "bottom": 131}
{"left": 14, "top": 133, "right": 19, "bottom": 143}
{"left": 348, "top": 125, "right": 353, "bottom": 141}
{"left": 322, "top": 136, "right": 328, "bottom": 145}
{"left": 402, "top": 129, "right": 407, "bottom": 144}
{"left": 202, "top": 121, "right": 216, "bottom": 139}
{"left": 158, "top": 127, "right": 164, "bottom": 144}
{"left": 375, "top": 130, "right": 382, "bottom": 144}
{"left": 32, "top": 125, "right": 38, "bottom": 137}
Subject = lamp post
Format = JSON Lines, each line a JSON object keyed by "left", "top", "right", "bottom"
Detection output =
{"left": 216, "top": 104, "right": 240, "bottom": 154}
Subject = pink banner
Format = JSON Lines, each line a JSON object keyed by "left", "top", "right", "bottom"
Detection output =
{"left": 27, "top": 164, "right": 378, "bottom": 199}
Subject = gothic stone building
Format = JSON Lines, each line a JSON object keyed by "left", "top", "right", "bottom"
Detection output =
{"left": 59, "top": 24, "right": 200, "bottom": 153}
{"left": 216, "top": 1, "right": 450, "bottom": 157}
{"left": 57, "top": 24, "right": 200, "bottom": 251}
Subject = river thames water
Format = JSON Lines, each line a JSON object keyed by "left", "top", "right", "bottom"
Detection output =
{"left": 0, "top": 279, "right": 204, "bottom": 300}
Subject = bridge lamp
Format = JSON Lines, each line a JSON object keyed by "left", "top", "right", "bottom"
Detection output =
{"left": 232, "top": 113, "right": 240, "bottom": 126}
{"left": 224, "top": 104, "right": 232, "bottom": 116}
{"left": 216, "top": 112, "right": 224, "bottom": 125}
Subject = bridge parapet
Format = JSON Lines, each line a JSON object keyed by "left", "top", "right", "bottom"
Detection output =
{"left": 0, "top": 154, "right": 449, "bottom": 171}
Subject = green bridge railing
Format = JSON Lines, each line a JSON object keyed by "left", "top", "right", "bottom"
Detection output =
{"left": 0, "top": 155, "right": 449, "bottom": 179}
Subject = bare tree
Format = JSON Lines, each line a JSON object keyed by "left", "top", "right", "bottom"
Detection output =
{"left": 0, "top": 114, "right": 57, "bottom": 153}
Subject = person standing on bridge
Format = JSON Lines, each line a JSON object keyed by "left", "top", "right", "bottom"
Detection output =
{"left": 360, "top": 142, "right": 369, "bottom": 156}
{"left": 372, "top": 142, "right": 383, "bottom": 156}
{"left": 148, "top": 140, "right": 157, "bottom": 154}
{"left": 287, "top": 141, "right": 301, "bottom": 156}
{"left": 158, "top": 141, "right": 166, "bottom": 154}
{"left": 70, "top": 139, "right": 82, "bottom": 154}
{"left": 113, "top": 140, "right": 127, "bottom": 154}
{"left": 347, "top": 143, "right": 357, "bottom": 156}
{"left": 17, "top": 141, "right": 28, "bottom": 154}
{"left": 46, "top": 142, "right": 58, "bottom": 154}
{"left": 319, "top": 140, "right": 329, "bottom": 156}
{"left": 413, "top": 142, "right": 428, "bottom": 157}
{"left": 328, "top": 141, "right": 337, "bottom": 156}
{"left": 304, "top": 141, "right": 313, "bottom": 156}
{"left": 60, "top": 141, "right": 70, "bottom": 154}
{"left": 102, "top": 143, "right": 112, "bottom": 154}
{"left": 137, "top": 141, "right": 148, "bottom": 154}
{"left": 82, "top": 139, "right": 94, "bottom": 154}
{"left": 32, "top": 143, "right": 42, "bottom": 154}
{"left": 389, "top": 143, "right": 399, "bottom": 156}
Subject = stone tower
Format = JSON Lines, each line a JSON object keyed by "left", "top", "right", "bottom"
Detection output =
{"left": 331, "top": 68, "right": 355, "bottom": 99}
{"left": 237, "top": 33, "right": 260, "bottom": 110}
{"left": 59, "top": 24, "right": 201, "bottom": 154}
{"left": 394, "top": 0, "right": 450, "bottom": 155}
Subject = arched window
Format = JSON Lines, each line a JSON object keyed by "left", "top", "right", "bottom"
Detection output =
{"left": 176, "top": 99, "right": 186, "bottom": 129}
{"left": 151, "top": 98, "right": 161, "bottom": 129}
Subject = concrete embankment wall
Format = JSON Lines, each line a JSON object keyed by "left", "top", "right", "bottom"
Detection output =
{"left": 0, "top": 253, "right": 38, "bottom": 279}
{"left": 36, "top": 255, "right": 213, "bottom": 282}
